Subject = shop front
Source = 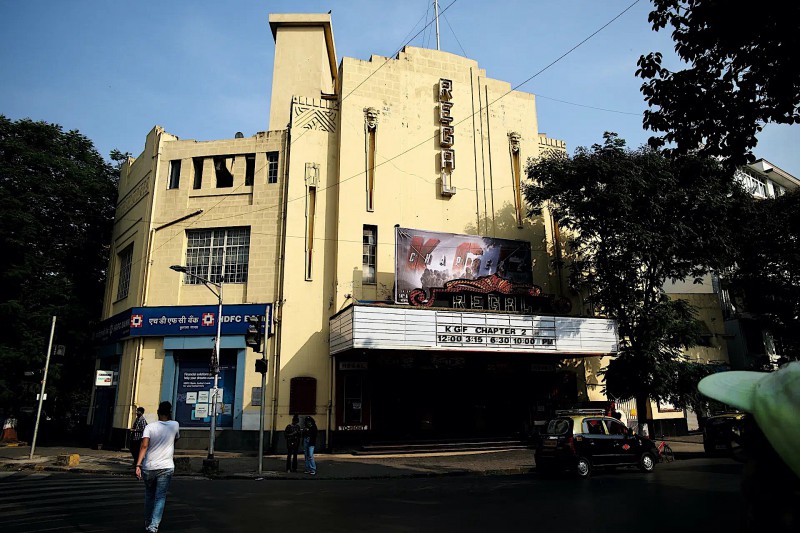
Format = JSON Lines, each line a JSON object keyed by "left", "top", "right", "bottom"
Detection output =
{"left": 91, "top": 303, "right": 271, "bottom": 450}
{"left": 330, "top": 305, "right": 618, "bottom": 445}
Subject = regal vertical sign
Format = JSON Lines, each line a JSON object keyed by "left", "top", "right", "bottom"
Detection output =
{"left": 439, "top": 78, "right": 456, "bottom": 196}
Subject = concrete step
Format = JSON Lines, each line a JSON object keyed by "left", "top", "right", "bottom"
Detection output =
{"left": 353, "top": 438, "right": 530, "bottom": 455}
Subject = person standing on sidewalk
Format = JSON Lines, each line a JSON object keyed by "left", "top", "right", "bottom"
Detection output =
{"left": 130, "top": 407, "right": 147, "bottom": 466}
{"left": 285, "top": 415, "right": 301, "bottom": 473}
{"left": 303, "top": 416, "right": 318, "bottom": 475}
{"left": 135, "top": 401, "right": 180, "bottom": 533}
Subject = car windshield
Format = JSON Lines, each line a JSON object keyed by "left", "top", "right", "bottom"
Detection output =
{"left": 546, "top": 419, "right": 571, "bottom": 435}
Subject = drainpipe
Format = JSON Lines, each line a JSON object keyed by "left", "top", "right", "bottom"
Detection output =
{"left": 270, "top": 129, "right": 291, "bottom": 450}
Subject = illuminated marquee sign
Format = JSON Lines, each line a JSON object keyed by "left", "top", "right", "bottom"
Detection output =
{"left": 439, "top": 78, "right": 456, "bottom": 196}
{"left": 329, "top": 306, "right": 619, "bottom": 356}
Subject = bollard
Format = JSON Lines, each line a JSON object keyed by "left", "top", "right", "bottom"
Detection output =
{"left": 56, "top": 454, "right": 80, "bottom": 467}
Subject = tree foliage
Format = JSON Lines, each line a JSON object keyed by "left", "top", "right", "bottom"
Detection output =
{"left": 637, "top": 1, "right": 800, "bottom": 168}
{"left": 727, "top": 188, "right": 800, "bottom": 363}
{"left": 0, "top": 116, "right": 118, "bottom": 417}
{"left": 523, "top": 133, "right": 750, "bottom": 412}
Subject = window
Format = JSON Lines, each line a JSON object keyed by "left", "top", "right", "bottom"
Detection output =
{"left": 305, "top": 163, "right": 319, "bottom": 280}
{"left": 584, "top": 419, "right": 605, "bottom": 435}
{"left": 363, "top": 225, "right": 377, "bottom": 284}
{"left": 606, "top": 420, "right": 627, "bottom": 436}
{"left": 734, "top": 168, "right": 767, "bottom": 198}
{"left": 214, "top": 157, "right": 234, "bottom": 188}
{"left": 184, "top": 227, "right": 250, "bottom": 284}
{"left": 116, "top": 245, "right": 133, "bottom": 300}
{"left": 245, "top": 154, "right": 256, "bottom": 186}
{"left": 267, "top": 152, "right": 279, "bottom": 184}
{"left": 193, "top": 158, "right": 204, "bottom": 189}
{"left": 168, "top": 160, "right": 181, "bottom": 189}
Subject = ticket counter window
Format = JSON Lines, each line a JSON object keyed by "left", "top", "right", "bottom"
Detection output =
{"left": 344, "top": 374, "right": 364, "bottom": 425}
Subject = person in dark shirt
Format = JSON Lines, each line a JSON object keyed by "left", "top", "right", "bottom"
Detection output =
{"left": 130, "top": 407, "right": 147, "bottom": 466}
{"left": 303, "top": 416, "right": 318, "bottom": 475}
{"left": 285, "top": 415, "right": 301, "bottom": 473}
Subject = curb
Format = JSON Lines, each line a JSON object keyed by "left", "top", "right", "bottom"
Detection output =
{"left": 1, "top": 461, "right": 535, "bottom": 481}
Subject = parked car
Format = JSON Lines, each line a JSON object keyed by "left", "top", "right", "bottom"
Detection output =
{"left": 703, "top": 413, "right": 746, "bottom": 456}
{"left": 535, "top": 409, "right": 658, "bottom": 478}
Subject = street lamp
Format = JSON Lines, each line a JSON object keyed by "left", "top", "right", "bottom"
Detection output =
{"left": 170, "top": 265, "right": 223, "bottom": 464}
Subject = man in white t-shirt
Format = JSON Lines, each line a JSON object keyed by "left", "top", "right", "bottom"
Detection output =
{"left": 135, "top": 401, "right": 180, "bottom": 533}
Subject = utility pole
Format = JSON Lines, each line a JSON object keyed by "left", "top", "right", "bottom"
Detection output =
{"left": 434, "top": 0, "right": 441, "bottom": 51}
{"left": 30, "top": 316, "right": 56, "bottom": 459}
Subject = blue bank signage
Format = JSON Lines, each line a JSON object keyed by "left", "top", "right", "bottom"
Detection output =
{"left": 94, "top": 303, "right": 272, "bottom": 342}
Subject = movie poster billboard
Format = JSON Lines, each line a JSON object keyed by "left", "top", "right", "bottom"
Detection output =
{"left": 394, "top": 227, "right": 533, "bottom": 304}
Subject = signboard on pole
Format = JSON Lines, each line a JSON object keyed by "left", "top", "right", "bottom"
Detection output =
{"left": 95, "top": 370, "right": 114, "bottom": 387}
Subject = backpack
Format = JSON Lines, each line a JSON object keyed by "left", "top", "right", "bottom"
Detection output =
{"left": 285, "top": 423, "right": 300, "bottom": 446}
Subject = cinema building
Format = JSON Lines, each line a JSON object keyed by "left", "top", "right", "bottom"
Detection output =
{"left": 90, "top": 13, "right": 619, "bottom": 451}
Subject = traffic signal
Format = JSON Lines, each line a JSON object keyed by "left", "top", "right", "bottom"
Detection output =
{"left": 254, "top": 358, "right": 268, "bottom": 374}
{"left": 245, "top": 315, "right": 264, "bottom": 353}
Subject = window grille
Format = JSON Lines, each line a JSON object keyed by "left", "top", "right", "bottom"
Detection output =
{"left": 185, "top": 227, "right": 250, "bottom": 284}
{"left": 116, "top": 245, "right": 133, "bottom": 300}
{"left": 363, "top": 225, "right": 377, "bottom": 284}
{"left": 267, "top": 152, "right": 279, "bottom": 184}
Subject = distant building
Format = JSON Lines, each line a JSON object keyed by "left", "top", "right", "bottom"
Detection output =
{"left": 657, "top": 159, "right": 800, "bottom": 434}
{"left": 90, "top": 13, "right": 621, "bottom": 450}
{"left": 724, "top": 159, "right": 799, "bottom": 370}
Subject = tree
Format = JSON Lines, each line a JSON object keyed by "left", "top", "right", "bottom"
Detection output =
{"left": 727, "top": 188, "right": 800, "bottom": 364}
{"left": 0, "top": 116, "right": 118, "bottom": 427}
{"left": 523, "top": 133, "right": 750, "bottom": 431}
{"left": 637, "top": 1, "right": 800, "bottom": 169}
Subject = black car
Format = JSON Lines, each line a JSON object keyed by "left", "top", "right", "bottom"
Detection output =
{"left": 535, "top": 410, "right": 658, "bottom": 477}
{"left": 703, "top": 413, "right": 745, "bottom": 456}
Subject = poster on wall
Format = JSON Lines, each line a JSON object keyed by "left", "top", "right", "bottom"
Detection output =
{"left": 175, "top": 357, "right": 237, "bottom": 428}
{"left": 394, "top": 227, "right": 534, "bottom": 304}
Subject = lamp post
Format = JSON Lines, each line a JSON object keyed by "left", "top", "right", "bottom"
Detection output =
{"left": 170, "top": 265, "right": 223, "bottom": 465}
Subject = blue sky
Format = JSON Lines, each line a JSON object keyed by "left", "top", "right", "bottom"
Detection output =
{"left": 2, "top": 0, "right": 797, "bottom": 176}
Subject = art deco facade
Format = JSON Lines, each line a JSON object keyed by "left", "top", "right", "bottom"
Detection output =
{"left": 91, "top": 13, "right": 621, "bottom": 450}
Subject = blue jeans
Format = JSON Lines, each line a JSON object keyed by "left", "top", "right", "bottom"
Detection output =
{"left": 304, "top": 438, "right": 316, "bottom": 473}
{"left": 142, "top": 468, "right": 174, "bottom": 532}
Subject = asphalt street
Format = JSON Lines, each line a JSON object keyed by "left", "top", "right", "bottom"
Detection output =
{"left": 1, "top": 456, "right": 746, "bottom": 533}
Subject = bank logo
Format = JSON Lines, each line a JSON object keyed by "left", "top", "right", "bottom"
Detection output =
{"left": 202, "top": 312, "right": 215, "bottom": 327}
{"left": 130, "top": 314, "right": 143, "bottom": 328}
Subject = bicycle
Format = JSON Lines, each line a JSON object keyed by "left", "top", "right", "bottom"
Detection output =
{"left": 656, "top": 439, "right": 675, "bottom": 463}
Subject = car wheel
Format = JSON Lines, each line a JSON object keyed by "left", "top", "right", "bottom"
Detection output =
{"left": 638, "top": 452, "right": 655, "bottom": 473}
{"left": 576, "top": 457, "right": 591, "bottom": 478}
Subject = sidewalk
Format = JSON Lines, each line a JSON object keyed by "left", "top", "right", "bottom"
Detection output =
{"left": 0, "top": 440, "right": 705, "bottom": 480}
{"left": 0, "top": 445, "right": 537, "bottom": 479}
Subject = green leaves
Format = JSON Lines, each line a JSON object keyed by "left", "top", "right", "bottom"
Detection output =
{"left": 638, "top": 1, "right": 800, "bottom": 168}
{"left": 524, "top": 133, "right": 752, "bottom": 405}
{"left": 0, "top": 116, "right": 118, "bottom": 413}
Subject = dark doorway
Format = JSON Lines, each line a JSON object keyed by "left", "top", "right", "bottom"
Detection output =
{"left": 368, "top": 352, "right": 574, "bottom": 441}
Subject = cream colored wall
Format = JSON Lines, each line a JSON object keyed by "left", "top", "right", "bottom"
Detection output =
{"left": 268, "top": 15, "right": 336, "bottom": 131}
{"left": 103, "top": 128, "right": 287, "bottom": 431}
{"left": 332, "top": 47, "right": 561, "bottom": 309}
{"left": 274, "top": 98, "right": 339, "bottom": 429}
{"left": 145, "top": 132, "right": 287, "bottom": 425}
{"left": 104, "top": 126, "right": 174, "bottom": 319}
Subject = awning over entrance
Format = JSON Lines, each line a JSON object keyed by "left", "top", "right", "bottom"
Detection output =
{"left": 330, "top": 304, "right": 618, "bottom": 356}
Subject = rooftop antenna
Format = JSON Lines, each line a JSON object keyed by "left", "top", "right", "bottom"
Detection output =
{"left": 434, "top": 0, "right": 441, "bottom": 51}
